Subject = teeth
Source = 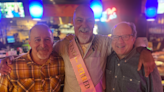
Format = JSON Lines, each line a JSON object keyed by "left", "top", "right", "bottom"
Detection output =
{"left": 117, "top": 46, "right": 125, "bottom": 48}
{"left": 80, "top": 30, "right": 89, "bottom": 33}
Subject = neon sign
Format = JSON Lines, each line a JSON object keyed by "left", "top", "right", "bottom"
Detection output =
{"left": 100, "top": 7, "right": 117, "bottom": 22}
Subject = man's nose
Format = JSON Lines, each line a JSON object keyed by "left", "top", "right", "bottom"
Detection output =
{"left": 118, "top": 37, "right": 124, "bottom": 43}
{"left": 40, "top": 40, "right": 46, "bottom": 48}
{"left": 82, "top": 20, "right": 88, "bottom": 27}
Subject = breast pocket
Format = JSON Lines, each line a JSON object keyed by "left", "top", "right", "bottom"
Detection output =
{"left": 17, "top": 78, "right": 34, "bottom": 91}
{"left": 85, "top": 57, "right": 102, "bottom": 71}
{"left": 106, "top": 69, "right": 112, "bottom": 77}
{"left": 49, "top": 75, "right": 61, "bottom": 91}
{"left": 122, "top": 76, "right": 140, "bottom": 92}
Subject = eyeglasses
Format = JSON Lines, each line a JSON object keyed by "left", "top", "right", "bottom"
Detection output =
{"left": 111, "top": 34, "right": 133, "bottom": 41}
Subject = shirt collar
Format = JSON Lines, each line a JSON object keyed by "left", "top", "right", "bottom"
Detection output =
{"left": 26, "top": 49, "right": 51, "bottom": 66}
{"left": 74, "top": 35, "right": 95, "bottom": 44}
{"left": 74, "top": 35, "right": 95, "bottom": 56}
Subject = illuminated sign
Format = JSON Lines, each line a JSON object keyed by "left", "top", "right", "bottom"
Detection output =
{"left": 100, "top": 7, "right": 117, "bottom": 22}
{"left": 158, "top": 0, "right": 164, "bottom": 14}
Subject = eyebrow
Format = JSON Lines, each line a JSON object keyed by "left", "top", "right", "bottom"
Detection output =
{"left": 76, "top": 17, "right": 94, "bottom": 21}
{"left": 34, "top": 37, "right": 40, "bottom": 39}
{"left": 45, "top": 37, "right": 51, "bottom": 39}
{"left": 76, "top": 17, "right": 83, "bottom": 20}
{"left": 34, "top": 37, "right": 51, "bottom": 39}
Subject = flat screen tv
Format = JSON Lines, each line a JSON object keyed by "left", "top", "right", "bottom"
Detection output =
{"left": 7, "top": 36, "right": 15, "bottom": 43}
{"left": 0, "top": 2, "right": 25, "bottom": 18}
{"left": 158, "top": 0, "right": 164, "bottom": 14}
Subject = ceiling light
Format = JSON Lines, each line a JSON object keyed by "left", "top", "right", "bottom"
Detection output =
{"left": 147, "top": 19, "right": 155, "bottom": 21}
{"left": 33, "top": 18, "right": 41, "bottom": 21}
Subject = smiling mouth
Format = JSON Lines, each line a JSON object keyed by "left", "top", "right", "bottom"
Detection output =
{"left": 38, "top": 50, "right": 49, "bottom": 52}
{"left": 80, "top": 30, "right": 89, "bottom": 33}
{"left": 117, "top": 46, "right": 125, "bottom": 48}
{"left": 81, "top": 31, "right": 89, "bottom": 34}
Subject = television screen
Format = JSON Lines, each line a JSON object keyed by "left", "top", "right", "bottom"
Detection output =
{"left": 7, "top": 36, "right": 15, "bottom": 43}
{"left": 158, "top": 0, "right": 164, "bottom": 14}
{"left": 0, "top": 2, "right": 25, "bottom": 18}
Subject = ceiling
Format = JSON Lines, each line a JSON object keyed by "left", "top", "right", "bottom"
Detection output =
{"left": 0, "top": 0, "right": 144, "bottom": 6}
{"left": 0, "top": 0, "right": 92, "bottom": 4}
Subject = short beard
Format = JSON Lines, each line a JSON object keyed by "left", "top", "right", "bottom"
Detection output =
{"left": 37, "top": 53, "right": 50, "bottom": 59}
{"left": 36, "top": 47, "right": 51, "bottom": 60}
{"left": 79, "top": 27, "right": 90, "bottom": 33}
{"left": 77, "top": 27, "right": 92, "bottom": 44}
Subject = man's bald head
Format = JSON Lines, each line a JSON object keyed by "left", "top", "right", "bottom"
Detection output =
{"left": 112, "top": 22, "right": 137, "bottom": 38}
{"left": 73, "top": 5, "right": 94, "bottom": 21}
{"left": 29, "top": 24, "right": 53, "bottom": 41}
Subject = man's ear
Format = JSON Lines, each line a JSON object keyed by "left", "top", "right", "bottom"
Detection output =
{"left": 52, "top": 41, "right": 54, "bottom": 45}
{"left": 28, "top": 40, "right": 31, "bottom": 47}
{"left": 133, "top": 37, "right": 136, "bottom": 43}
{"left": 72, "top": 20, "right": 75, "bottom": 26}
{"left": 72, "top": 14, "right": 76, "bottom": 26}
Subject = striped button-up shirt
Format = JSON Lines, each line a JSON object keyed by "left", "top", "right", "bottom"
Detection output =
{"left": 0, "top": 50, "right": 65, "bottom": 92}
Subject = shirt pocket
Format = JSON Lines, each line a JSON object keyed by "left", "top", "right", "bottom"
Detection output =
{"left": 85, "top": 56, "right": 102, "bottom": 71}
{"left": 16, "top": 78, "right": 34, "bottom": 91}
{"left": 106, "top": 69, "right": 112, "bottom": 77}
{"left": 122, "top": 76, "right": 140, "bottom": 92}
{"left": 49, "top": 75, "right": 61, "bottom": 91}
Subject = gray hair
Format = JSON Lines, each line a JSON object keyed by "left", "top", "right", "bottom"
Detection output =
{"left": 28, "top": 23, "right": 53, "bottom": 41}
{"left": 111, "top": 21, "right": 137, "bottom": 38}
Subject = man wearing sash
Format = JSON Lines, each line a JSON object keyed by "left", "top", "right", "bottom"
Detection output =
{"left": 53, "top": 5, "right": 155, "bottom": 92}
{"left": 0, "top": 5, "right": 155, "bottom": 92}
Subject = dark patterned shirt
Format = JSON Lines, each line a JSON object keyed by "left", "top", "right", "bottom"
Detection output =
{"left": 106, "top": 48, "right": 163, "bottom": 92}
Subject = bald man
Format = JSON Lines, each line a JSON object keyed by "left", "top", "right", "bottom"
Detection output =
{"left": 0, "top": 24, "right": 65, "bottom": 92}
{"left": 54, "top": 5, "right": 155, "bottom": 92}
{"left": 106, "top": 22, "right": 162, "bottom": 92}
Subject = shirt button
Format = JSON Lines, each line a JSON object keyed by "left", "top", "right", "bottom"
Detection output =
{"left": 113, "top": 88, "right": 115, "bottom": 91}
{"left": 115, "top": 76, "right": 117, "bottom": 78}
{"left": 118, "top": 64, "right": 120, "bottom": 66}
{"left": 56, "top": 76, "right": 59, "bottom": 79}
{"left": 130, "top": 79, "right": 132, "bottom": 81}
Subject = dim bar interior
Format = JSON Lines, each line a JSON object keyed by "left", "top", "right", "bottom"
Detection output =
{"left": 0, "top": 0, "right": 163, "bottom": 91}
